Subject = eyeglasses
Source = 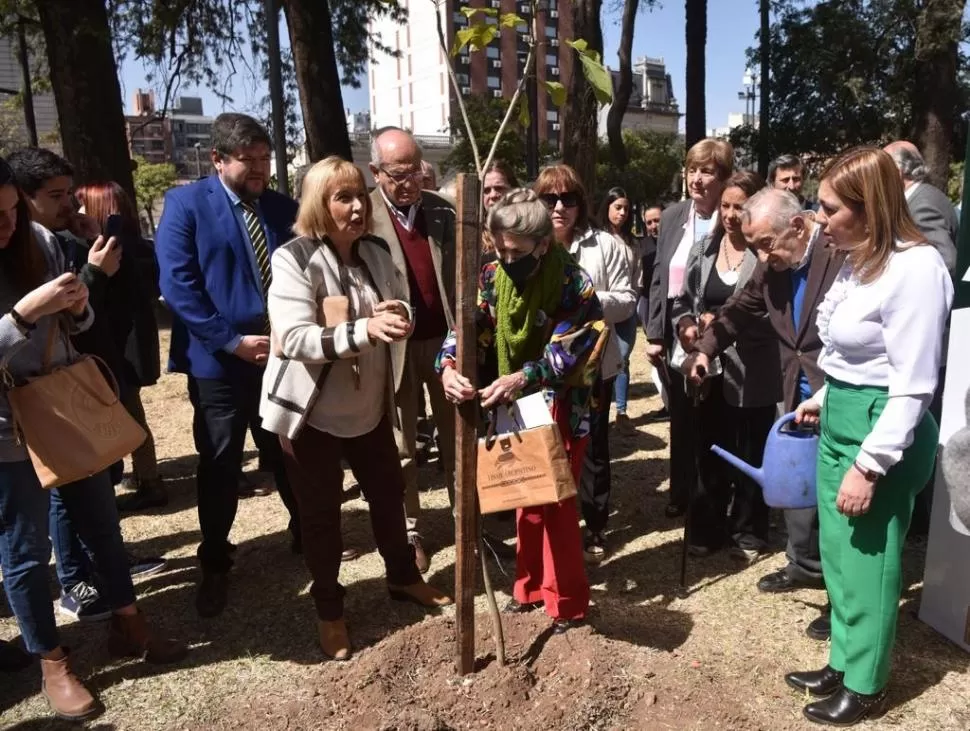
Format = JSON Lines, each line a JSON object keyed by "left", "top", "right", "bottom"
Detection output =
{"left": 539, "top": 192, "right": 580, "bottom": 209}
{"left": 380, "top": 167, "right": 423, "bottom": 184}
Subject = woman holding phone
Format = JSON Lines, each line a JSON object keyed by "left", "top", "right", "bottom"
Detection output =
{"left": 260, "top": 157, "right": 452, "bottom": 662}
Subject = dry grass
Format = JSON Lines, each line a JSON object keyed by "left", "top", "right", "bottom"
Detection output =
{"left": 0, "top": 327, "right": 967, "bottom": 730}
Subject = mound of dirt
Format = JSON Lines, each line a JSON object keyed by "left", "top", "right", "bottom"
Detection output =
{"left": 210, "top": 611, "right": 767, "bottom": 731}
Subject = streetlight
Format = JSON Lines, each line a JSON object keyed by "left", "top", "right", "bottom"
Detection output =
{"left": 737, "top": 69, "right": 758, "bottom": 127}
{"left": 194, "top": 142, "right": 202, "bottom": 179}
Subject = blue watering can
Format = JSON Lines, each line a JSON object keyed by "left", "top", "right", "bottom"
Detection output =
{"left": 710, "top": 412, "right": 819, "bottom": 509}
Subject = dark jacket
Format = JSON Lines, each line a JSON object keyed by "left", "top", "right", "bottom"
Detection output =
{"left": 694, "top": 239, "right": 845, "bottom": 411}
{"left": 647, "top": 199, "right": 692, "bottom": 345}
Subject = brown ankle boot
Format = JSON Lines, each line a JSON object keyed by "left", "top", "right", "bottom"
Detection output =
{"left": 40, "top": 651, "right": 101, "bottom": 721}
{"left": 387, "top": 580, "right": 454, "bottom": 608}
{"left": 318, "top": 619, "right": 351, "bottom": 661}
{"left": 108, "top": 611, "right": 188, "bottom": 664}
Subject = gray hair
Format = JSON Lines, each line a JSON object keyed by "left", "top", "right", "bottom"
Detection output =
{"left": 742, "top": 188, "right": 803, "bottom": 232}
{"left": 486, "top": 188, "right": 553, "bottom": 241}
{"left": 369, "top": 126, "right": 405, "bottom": 165}
{"left": 886, "top": 145, "right": 927, "bottom": 182}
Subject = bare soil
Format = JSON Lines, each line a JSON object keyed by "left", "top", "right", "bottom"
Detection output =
{"left": 0, "top": 324, "right": 967, "bottom": 730}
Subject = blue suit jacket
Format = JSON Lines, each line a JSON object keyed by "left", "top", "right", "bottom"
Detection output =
{"left": 156, "top": 175, "right": 298, "bottom": 379}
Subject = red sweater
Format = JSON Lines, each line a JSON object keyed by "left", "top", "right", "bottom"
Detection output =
{"left": 389, "top": 209, "right": 448, "bottom": 340}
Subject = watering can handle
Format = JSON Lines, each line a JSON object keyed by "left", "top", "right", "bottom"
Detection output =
{"left": 775, "top": 411, "right": 799, "bottom": 433}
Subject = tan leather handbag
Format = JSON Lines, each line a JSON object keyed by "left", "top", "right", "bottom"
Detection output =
{"left": 2, "top": 317, "right": 146, "bottom": 489}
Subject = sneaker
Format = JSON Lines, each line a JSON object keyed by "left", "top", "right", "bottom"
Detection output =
{"left": 58, "top": 582, "right": 112, "bottom": 623}
{"left": 583, "top": 531, "right": 607, "bottom": 563}
{"left": 128, "top": 554, "right": 168, "bottom": 578}
{"left": 687, "top": 544, "right": 711, "bottom": 557}
{"left": 729, "top": 545, "right": 762, "bottom": 562}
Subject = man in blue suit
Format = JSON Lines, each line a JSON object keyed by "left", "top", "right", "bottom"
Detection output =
{"left": 156, "top": 113, "right": 300, "bottom": 618}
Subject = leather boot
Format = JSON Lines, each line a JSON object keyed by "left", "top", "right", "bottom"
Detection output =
{"left": 40, "top": 651, "right": 101, "bottom": 721}
{"left": 387, "top": 580, "right": 454, "bottom": 608}
{"left": 785, "top": 665, "right": 844, "bottom": 697}
{"left": 803, "top": 686, "right": 888, "bottom": 726}
{"left": 108, "top": 611, "right": 188, "bottom": 664}
{"left": 318, "top": 619, "right": 351, "bottom": 661}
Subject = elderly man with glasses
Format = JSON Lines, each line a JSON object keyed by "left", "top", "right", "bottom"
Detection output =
{"left": 369, "top": 127, "right": 457, "bottom": 574}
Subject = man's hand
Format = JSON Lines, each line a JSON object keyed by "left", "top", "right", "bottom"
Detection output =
{"left": 645, "top": 341, "right": 664, "bottom": 366}
{"left": 698, "top": 311, "right": 716, "bottom": 331}
{"left": 679, "top": 324, "right": 699, "bottom": 350}
{"left": 87, "top": 236, "right": 121, "bottom": 277}
{"left": 234, "top": 335, "right": 270, "bottom": 365}
{"left": 479, "top": 371, "right": 528, "bottom": 408}
{"left": 685, "top": 351, "right": 711, "bottom": 385}
{"left": 836, "top": 466, "right": 877, "bottom": 517}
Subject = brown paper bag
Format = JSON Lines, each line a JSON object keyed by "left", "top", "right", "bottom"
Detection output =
{"left": 476, "top": 422, "right": 576, "bottom": 514}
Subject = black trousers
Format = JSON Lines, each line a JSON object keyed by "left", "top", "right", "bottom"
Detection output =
{"left": 188, "top": 367, "right": 300, "bottom": 573}
{"left": 688, "top": 379, "right": 733, "bottom": 550}
{"left": 579, "top": 377, "right": 614, "bottom": 535}
{"left": 727, "top": 404, "right": 775, "bottom": 549}
{"left": 666, "top": 368, "right": 696, "bottom": 512}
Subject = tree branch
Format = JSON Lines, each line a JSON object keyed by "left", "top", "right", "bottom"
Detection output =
{"left": 481, "top": 22, "right": 535, "bottom": 178}
{"left": 434, "top": 0, "right": 482, "bottom": 175}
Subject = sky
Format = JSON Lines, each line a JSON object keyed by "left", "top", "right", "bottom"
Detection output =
{"left": 117, "top": 2, "right": 761, "bottom": 134}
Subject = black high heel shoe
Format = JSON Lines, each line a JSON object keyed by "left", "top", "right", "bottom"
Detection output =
{"left": 785, "top": 665, "right": 844, "bottom": 697}
{"left": 803, "top": 686, "right": 888, "bottom": 726}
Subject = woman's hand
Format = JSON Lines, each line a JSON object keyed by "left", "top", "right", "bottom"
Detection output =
{"left": 87, "top": 236, "right": 121, "bottom": 277}
{"left": 644, "top": 341, "right": 664, "bottom": 366}
{"left": 794, "top": 398, "right": 821, "bottom": 426}
{"left": 14, "top": 273, "right": 86, "bottom": 323}
{"left": 442, "top": 367, "right": 477, "bottom": 404}
{"left": 698, "top": 311, "right": 715, "bottom": 332}
{"left": 374, "top": 299, "right": 411, "bottom": 322}
{"left": 366, "top": 311, "right": 410, "bottom": 343}
{"left": 479, "top": 372, "right": 528, "bottom": 408}
{"left": 836, "top": 466, "right": 877, "bottom": 517}
{"left": 66, "top": 282, "right": 89, "bottom": 316}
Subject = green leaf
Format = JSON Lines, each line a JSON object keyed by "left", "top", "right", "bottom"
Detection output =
{"left": 578, "top": 53, "right": 614, "bottom": 105}
{"left": 565, "top": 38, "right": 588, "bottom": 54}
{"left": 467, "top": 24, "right": 499, "bottom": 51}
{"left": 500, "top": 12, "right": 527, "bottom": 28}
{"left": 544, "top": 80, "right": 567, "bottom": 107}
{"left": 460, "top": 6, "right": 498, "bottom": 18}
{"left": 518, "top": 97, "right": 530, "bottom": 128}
{"left": 451, "top": 27, "right": 477, "bottom": 56}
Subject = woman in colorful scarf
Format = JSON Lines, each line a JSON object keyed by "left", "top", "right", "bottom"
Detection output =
{"left": 436, "top": 189, "right": 604, "bottom": 634}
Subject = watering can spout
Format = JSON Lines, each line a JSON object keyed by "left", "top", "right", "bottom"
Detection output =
{"left": 710, "top": 445, "right": 765, "bottom": 488}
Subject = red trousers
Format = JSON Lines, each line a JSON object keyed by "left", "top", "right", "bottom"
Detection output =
{"left": 513, "top": 422, "right": 590, "bottom": 621}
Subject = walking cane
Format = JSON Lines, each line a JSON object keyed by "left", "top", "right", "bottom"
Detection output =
{"left": 679, "top": 360, "right": 707, "bottom": 588}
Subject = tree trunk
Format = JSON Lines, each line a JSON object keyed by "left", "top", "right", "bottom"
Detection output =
{"left": 563, "top": 0, "right": 603, "bottom": 191}
{"left": 911, "top": 0, "right": 966, "bottom": 190}
{"left": 281, "top": 0, "right": 353, "bottom": 163}
{"left": 757, "top": 0, "right": 770, "bottom": 178}
{"left": 144, "top": 205, "right": 156, "bottom": 237}
{"left": 34, "top": 0, "right": 135, "bottom": 201}
{"left": 684, "top": 0, "right": 707, "bottom": 149}
{"left": 606, "top": 0, "right": 639, "bottom": 169}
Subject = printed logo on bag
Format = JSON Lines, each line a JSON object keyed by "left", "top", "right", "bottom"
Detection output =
{"left": 71, "top": 382, "right": 121, "bottom": 439}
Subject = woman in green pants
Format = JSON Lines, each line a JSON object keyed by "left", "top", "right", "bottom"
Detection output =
{"left": 788, "top": 147, "right": 953, "bottom": 726}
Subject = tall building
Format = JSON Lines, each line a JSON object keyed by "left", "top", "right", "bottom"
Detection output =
{"left": 169, "top": 96, "right": 214, "bottom": 179}
{"left": 0, "top": 36, "right": 59, "bottom": 151}
{"left": 126, "top": 89, "right": 173, "bottom": 165}
{"left": 368, "top": 0, "right": 574, "bottom": 148}
{"left": 597, "top": 57, "right": 680, "bottom": 138}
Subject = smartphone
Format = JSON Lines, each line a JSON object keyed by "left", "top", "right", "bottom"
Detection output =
{"left": 104, "top": 214, "right": 124, "bottom": 240}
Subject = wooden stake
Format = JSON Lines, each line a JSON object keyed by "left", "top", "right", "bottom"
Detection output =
{"left": 454, "top": 173, "right": 482, "bottom": 675}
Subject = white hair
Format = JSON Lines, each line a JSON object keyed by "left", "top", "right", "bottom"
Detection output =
{"left": 742, "top": 188, "right": 803, "bottom": 232}
{"left": 886, "top": 146, "right": 927, "bottom": 182}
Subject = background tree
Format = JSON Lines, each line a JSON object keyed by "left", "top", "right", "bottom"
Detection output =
{"left": 132, "top": 155, "right": 177, "bottom": 236}
{"left": 595, "top": 128, "right": 682, "bottom": 205}
{"left": 35, "top": 0, "right": 135, "bottom": 199}
{"left": 605, "top": 0, "right": 640, "bottom": 168}
{"left": 684, "top": 0, "right": 706, "bottom": 148}
{"left": 562, "top": 0, "right": 606, "bottom": 187}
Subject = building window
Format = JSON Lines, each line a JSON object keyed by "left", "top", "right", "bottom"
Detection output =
{"left": 487, "top": 46, "right": 500, "bottom": 59}
{"left": 457, "top": 72, "right": 470, "bottom": 84}
{"left": 487, "top": 76, "right": 501, "bottom": 89}
{"left": 545, "top": 53, "right": 557, "bottom": 67}
{"left": 545, "top": 25, "right": 556, "bottom": 37}
{"left": 546, "top": 110, "right": 558, "bottom": 121}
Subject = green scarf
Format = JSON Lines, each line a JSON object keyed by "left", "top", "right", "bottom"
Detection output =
{"left": 495, "top": 243, "right": 571, "bottom": 376}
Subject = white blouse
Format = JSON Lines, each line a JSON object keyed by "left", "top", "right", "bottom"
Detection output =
{"left": 814, "top": 245, "right": 953, "bottom": 475}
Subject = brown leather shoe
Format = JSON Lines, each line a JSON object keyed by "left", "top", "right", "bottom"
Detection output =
{"left": 107, "top": 611, "right": 188, "bottom": 664}
{"left": 409, "top": 534, "right": 430, "bottom": 574}
{"left": 40, "top": 651, "right": 101, "bottom": 721}
{"left": 318, "top": 619, "right": 351, "bottom": 661}
{"left": 387, "top": 581, "right": 454, "bottom": 608}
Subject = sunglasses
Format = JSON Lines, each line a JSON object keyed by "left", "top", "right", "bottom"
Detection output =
{"left": 539, "top": 192, "right": 580, "bottom": 209}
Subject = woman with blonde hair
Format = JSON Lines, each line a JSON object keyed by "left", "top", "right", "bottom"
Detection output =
{"left": 788, "top": 147, "right": 952, "bottom": 725}
{"left": 261, "top": 156, "right": 452, "bottom": 662}
{"left": 437, "top": 189, "right": 604, "bottom": 633}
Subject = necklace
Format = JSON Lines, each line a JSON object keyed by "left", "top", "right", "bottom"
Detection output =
{"left": 719, "top": 236, "right": 745, "bottom": 286}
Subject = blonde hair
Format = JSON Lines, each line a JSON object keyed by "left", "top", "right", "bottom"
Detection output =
{"left": 820, "top": 146, "right": 927, "bottom": 284}
{"left": 293, "top": 157, "right": 372, "bottom": 240}
{"left": 486, "top": 188, "right": 553, "bottom": 241}
{"left": 685, "top": 138, "right": 734, "bottom": 181}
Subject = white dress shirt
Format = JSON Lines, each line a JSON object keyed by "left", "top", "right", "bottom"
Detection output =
{"left": 814, "top": 244, "right": 953, "bottom": 475}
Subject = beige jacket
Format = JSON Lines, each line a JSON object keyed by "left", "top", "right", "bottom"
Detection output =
{"left": 260, "top": 234, "right": 410, "bottom": 440}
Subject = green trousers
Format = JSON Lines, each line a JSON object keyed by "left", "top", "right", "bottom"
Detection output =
{"left": 817, "top": 379, "right": 938, "bottom": 694}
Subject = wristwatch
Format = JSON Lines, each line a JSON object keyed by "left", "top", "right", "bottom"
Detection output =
{"left": 853, "top": 461, "right": 880, "bottom": 482}
{"left": 9, "top": 308, "right": 35, "bottom": 334}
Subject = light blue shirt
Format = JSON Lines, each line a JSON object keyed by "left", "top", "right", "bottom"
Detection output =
{"left": 219, "top": 179, "right": 272, "bottom": 354}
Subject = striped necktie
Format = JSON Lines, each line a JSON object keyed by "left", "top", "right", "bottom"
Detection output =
{"left": 240, "top": 200, "right": 272, "bottom": 296}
